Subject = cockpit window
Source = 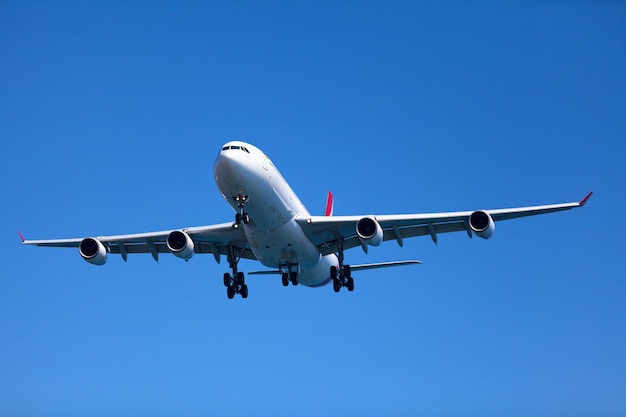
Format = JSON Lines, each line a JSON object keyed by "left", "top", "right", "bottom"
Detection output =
{"left": 221, "top": 145, "right": 251, "bottom": 154}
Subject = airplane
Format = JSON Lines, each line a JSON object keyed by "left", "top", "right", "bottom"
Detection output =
{"left": 20, "top": 141, "right": 592, "bottom": 299}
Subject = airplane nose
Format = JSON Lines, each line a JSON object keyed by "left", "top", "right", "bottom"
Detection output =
{"left": 214, "top": 148, "right": 247, "bottom": 183}
{"left": 214, "top": 152, "right": 233, "bottom": 179}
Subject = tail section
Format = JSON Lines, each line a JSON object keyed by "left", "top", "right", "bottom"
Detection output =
{"left": 324, "top": 191, "right": 334, "bottom": 216}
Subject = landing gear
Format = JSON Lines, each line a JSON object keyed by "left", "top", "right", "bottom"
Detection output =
{"left": 235, "top": 212, "right": 250, "bottom": 225}
{"left": 280, "top": 264, "right": 299, "bottom": 287}
{"left": 233, "top": 195, "right": 250, "bottom": 227}
{"left": 223, "top": 246, "right": 248, "bottom": 299}
{"left": 331, "top": 239, "right": 355, "bottom": 293}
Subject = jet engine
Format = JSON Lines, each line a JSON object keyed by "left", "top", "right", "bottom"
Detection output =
{"left": 167, "top": 230, "right": 195, "bottom": 260}
{"left": 356, "top": 217, "right": 383, "bottom": 246}
{"left": 79, "top": 237, "right": 108, "bottom": 265}
{"left": 469, "top": 210, "right": 495, "bottom": 239}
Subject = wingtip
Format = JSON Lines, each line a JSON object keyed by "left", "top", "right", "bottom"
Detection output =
{"left": 17, "top": 231, "right": 26, "bottom": 243}
{"left": 579, "top": 191, "right": 593, "bottom": 207}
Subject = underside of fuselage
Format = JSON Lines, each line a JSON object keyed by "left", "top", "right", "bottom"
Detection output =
{"left": 214, "top": 141, "right": 335, "bottom": 288}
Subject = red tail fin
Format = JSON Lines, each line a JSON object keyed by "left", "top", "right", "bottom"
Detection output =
{"left": 324, "top": 192, "right": 334, "bottom": 216}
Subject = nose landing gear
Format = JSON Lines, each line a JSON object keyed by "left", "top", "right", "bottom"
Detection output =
{"left": 233, "top": 195, "right": 250, "bottom": 227}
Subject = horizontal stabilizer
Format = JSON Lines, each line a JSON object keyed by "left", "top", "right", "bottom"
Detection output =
{"left": 248, "top": 270, "right": 283, "bottom": 275}
{"left": 351, "top": 260, "right": 422, "bottom": 271}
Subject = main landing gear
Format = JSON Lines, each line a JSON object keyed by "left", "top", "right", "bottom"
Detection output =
{"left": 224, "top": 246, "right": 248, "bottom": 299}
{"left": 331, "top": 239, "right": 354, "bottom": 293}
{"left": 233, "top": 194, "right": 250, "bottom": 227}
{"left": 280, "top": 264, "right": 299, "bottom": 287}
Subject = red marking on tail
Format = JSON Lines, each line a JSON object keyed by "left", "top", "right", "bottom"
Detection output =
{"left": 324, "top": 192, "right": 334, "bottom": 216}
{"left": 17, "top": 231, "right": 26, "bottom": 242}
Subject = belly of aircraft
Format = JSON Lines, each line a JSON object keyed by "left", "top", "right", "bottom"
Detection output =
{"left": 244, "top": 219, "right": 320, "bottom": 268}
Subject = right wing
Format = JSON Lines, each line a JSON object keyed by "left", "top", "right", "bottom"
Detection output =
{"left": 296, "top": 192, "right": 592, "bottom": 255}
{"left": 20, "top": 222, "right": 255, "bottom": 263}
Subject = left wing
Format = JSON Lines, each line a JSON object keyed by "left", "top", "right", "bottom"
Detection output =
{"left": 296, "top": 192, "right": 592, "bottom": 255}
{"left": 20, "top": 222, "right": 255, "bottom": 263}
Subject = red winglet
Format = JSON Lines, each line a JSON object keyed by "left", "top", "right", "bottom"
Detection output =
{"left": 17, "top": 231, "right": 26, "bottom": 242}
{"left": 579, "top": 191, "right": 593, "bottom": 207}
{"left": 324, "top": 191, "right": 334, "bottom": 216}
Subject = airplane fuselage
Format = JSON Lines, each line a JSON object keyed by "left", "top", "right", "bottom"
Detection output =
{"left": 214, "top": 141, "right": 336, "bottom": 287}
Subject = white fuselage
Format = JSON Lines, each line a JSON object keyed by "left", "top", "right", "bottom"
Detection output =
{"left": 213, "top": 141, "right": 336, "bottom": 287}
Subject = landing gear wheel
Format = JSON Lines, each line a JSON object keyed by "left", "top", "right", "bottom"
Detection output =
{"left": 242, "top": 213, "right": 250, "bottom": 224}
{"left": 290, "top": 272, "right": 299, "bottom": 286}
{"left": 235, "top": 213, "right": 242, "bottom": 225}
{"left": 225, "top": 246, "right": 249, "bottom": 300}
{"left": 330, "top": 266, "right": 338, "bottom": 280}
{"left": 282, "top": 273, "right": 289, "bottom": 287}
{"left": 332, "top": 239, "right": 356, "bottom": 294}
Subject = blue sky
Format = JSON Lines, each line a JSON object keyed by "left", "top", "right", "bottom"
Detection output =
{"left": 1, "top": 1, "right": 625, "bottom": 416}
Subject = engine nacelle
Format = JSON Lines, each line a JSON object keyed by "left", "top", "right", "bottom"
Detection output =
{"left": 469, "top": 210, "right": 495, "bottom": 239}
{"left": 79, "top": 238, "right": 108, "bottom": 265}
{"left": 356, "top": 217, "right": 383, "bottom": 246}
{"left": 167, "top": 230, "right": 195, "bottom": 260}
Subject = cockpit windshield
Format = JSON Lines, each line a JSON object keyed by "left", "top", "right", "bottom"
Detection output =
{"left": 221, "top": 145, "right": 251, "bottom": 153}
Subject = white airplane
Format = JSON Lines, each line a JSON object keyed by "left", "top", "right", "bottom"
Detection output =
{"left": 20, "top": 141, "right": 592, "bottom": 299}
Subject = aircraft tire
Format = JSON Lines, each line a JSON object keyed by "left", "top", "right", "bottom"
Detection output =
{"left": 333, "top": 278, "right": 341, "bottom": 293}
{"left": 282, "top": 273, "right": 289, "bottom": 287}
{"left": 290, "top": 272, "right": 299, "bottom": 286}
{"left": 227, "top": 286, "right": 235, "bottom": 299}
{"left": 236, "top": 271, "right": 245, "bottom": 285}
{"left": 241, "top": 284, "right": 248, "bottom": 299}
{"left": 347, "top": 277, "right": 354, "bottom": 292}
{"left": 223, "top": 273, "right": 231, "bottom": 287}
{"left": 344, "top": 265, "right": 352, "bottom": 279}
{"left": 330, "top": 266, "right": 338, "bottom": 280}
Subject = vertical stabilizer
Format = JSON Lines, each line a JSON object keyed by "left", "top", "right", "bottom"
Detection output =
{"left": 324, "top": 191, "right": 334, "bottom": 216}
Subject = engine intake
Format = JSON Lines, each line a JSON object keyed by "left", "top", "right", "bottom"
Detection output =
{"left": 469, "top": 210, "right": 495, "bottom": 239}
{"left": 356, "top": 217, "right": 383, "bottom": 246}
{"left": 79, "top": 238, "right": 107, "bottom": 265}
{"left": 167, "top": 230, "right": 195, "bottom": 260}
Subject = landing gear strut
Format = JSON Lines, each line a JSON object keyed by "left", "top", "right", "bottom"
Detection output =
{"left": 223, "top": 246, "right": 248, "bottom": 299}
{"left": 280, "top": 264, "right": 299, "bottom": 287}
{"left": 331, "top": 239, "right": 354, "bottom": 292}
{"left": 233, "top": 194, "right": 250, "bottom": 226}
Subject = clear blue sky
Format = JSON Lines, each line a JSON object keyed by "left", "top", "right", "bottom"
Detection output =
{"left": 1, "top": 1, "right": 625, "bottom": 416}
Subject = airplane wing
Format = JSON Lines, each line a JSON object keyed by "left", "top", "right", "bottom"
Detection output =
{"left": 20, "top": 222, "right": 255, "bottom": 263}
{"left": 296, "top": 192, "right": 592, "bottom": 256}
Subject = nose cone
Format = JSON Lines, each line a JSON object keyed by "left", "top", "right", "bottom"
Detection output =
{"left": 214, "top": 142, "right": 256, "bottom": 198}
{"left": 213, "top": 148, "right": 235, "bottom": 185}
